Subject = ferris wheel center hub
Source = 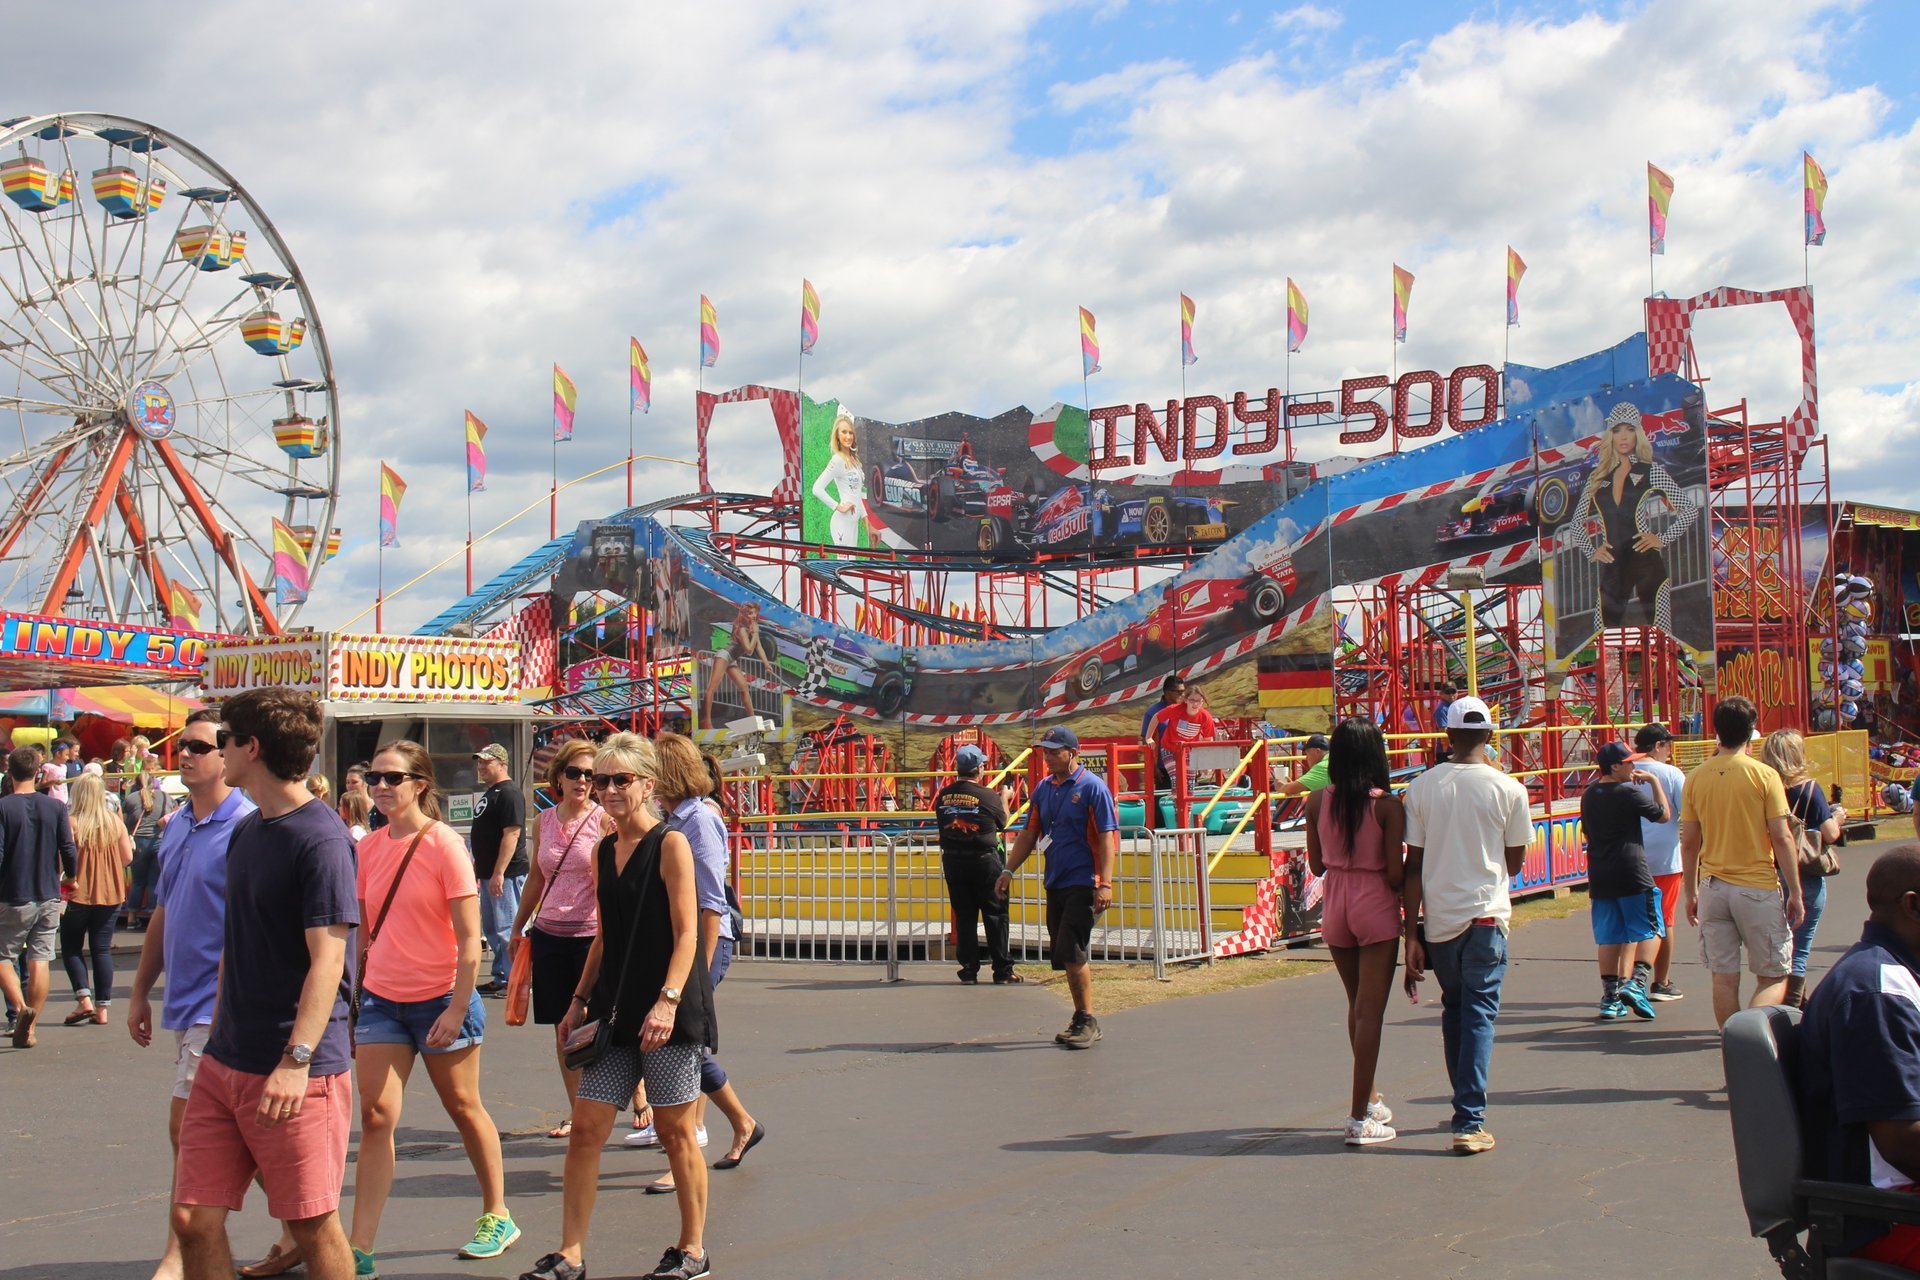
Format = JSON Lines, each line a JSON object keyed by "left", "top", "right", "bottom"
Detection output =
{"left": 125, "top": 380, "right": 176, "bottom": 439}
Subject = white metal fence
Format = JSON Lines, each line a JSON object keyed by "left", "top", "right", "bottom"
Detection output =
{"left": 733, "top": 826, "right": 1217, "bottom": 981}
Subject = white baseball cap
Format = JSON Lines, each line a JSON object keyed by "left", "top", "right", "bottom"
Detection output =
{"left": 1445, "top": 695, "right": 1495, "bottom": 729}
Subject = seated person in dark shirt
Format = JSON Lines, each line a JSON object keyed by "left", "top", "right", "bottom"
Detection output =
{"left": 1799, "top": 844, "right": 1920, "bottom": 1271}
{"left": 1581, "top": 742, "right": 1670, "bottom": 1022}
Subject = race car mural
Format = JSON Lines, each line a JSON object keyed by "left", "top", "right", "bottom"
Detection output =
{"left": 1010, "top": 484, "right": 1232, "bottom": 554}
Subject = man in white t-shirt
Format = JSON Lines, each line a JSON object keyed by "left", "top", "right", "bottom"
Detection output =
{"left": 1402, "top": 695, "right": 1534, "bottom": 1155}
{"left": 1631, "top": 723, "right": 1688, "bottom": 1001}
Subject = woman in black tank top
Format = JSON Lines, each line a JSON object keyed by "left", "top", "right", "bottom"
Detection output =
{"left": 532, "top": 733, "right": 717, "bottom": 1280}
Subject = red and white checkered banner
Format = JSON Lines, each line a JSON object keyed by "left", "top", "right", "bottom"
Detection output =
{"left": 1645, "top": 285, "right": 1818, "bottom": 456}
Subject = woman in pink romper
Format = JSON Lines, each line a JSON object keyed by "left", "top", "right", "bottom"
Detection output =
{"left": 1305, "top": 717, "right": 1406, "bottom": 1146}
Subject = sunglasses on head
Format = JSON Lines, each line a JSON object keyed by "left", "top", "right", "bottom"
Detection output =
{"left": 215, "top": 729, "right": 251, "bottom": 749}
{"left": 561, "top": 764, "right": 594, "bottom": 782}
{"left": 180, "top": 739, "right": 221, "bottom": 756}
{"left": 592, "top": 773, "right": 640, "bottom": 791}
{"left": 365, "top": 770, "right": 423, "bottom": 788}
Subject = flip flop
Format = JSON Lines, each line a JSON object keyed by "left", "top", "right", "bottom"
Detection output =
{"left": 548, "top": 1120, "right": 573, "bottom": 1139}
{"left": 10, "top": 1007, "right": 36, "bottom": 1048}
{"left": 645, "top": 1177, "right": 676, "bottom": 1195}
{"left": 712, "top": 1123, "right": 768, "bottom": 1170}
{"left": 63, "top": 1008, "right": 94, "bottom": 1025}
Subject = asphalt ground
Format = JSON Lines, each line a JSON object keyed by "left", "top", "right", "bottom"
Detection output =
{"left": 4, "top": 842, "right": 1898, "bottom": 1280}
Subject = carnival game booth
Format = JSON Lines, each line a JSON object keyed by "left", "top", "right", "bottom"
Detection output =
{"left": 203, "top": 631, "right": 536, "bottom": 830}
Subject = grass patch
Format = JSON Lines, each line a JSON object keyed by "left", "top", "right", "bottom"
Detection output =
{"left": 1511, "top": 886, "right": 1590, "bottom": 925}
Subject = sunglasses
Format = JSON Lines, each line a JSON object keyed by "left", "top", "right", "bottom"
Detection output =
{"left": 560, "top": 764, "right": 596, "bottom": 782}
{"left": 592, "top": 773, "right": 641, "bottom": 791}
{"left": 365, "top": 771, "right": 424, "bottom": 788}
{"left": 180, "top": 739, "right": 221, "bottom": 756}
{"left": 215, "top": 729, "right": 252, "bottom": 749}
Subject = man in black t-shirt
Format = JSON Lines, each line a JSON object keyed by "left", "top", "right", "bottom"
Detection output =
{"left": 934, "top": 746, "right": 1019, "bottom": 985}
{"left": 1582, "top": 741, "right": 1671, "bottom": 1022}
{"left": 469, "top": 744, "right": 526, "bottom": 995}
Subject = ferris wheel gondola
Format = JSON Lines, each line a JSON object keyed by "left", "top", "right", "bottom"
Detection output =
{"left": 0, "top": 111, "right": 341, "bottom": 636}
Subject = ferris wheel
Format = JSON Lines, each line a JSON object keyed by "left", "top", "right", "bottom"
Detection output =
{"left": 0, "top": 111, "right": 340, "bottom": 637}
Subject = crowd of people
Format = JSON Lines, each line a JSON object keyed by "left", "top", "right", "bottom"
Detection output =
{"left": 0, "top": 690, "right": 761, "bottom": 1280}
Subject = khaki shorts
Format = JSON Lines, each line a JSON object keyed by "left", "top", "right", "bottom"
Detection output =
{"left": 0, "top": 899, "right": 62, "bottom": 965}
{"left": 173, "top": 1024, "right": 211, "bottom": 1101}
{"left": 1699, "top": 877, "right": 1791, "bottom": 978}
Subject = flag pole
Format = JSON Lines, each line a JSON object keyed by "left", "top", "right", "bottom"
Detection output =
{"left": 550, "top": 427, "right": 558, "bottom": 542}
{"left": 1178, "top": 295, "right": 1186, "bottom": 407}
{"left": 465, "top": 460, "right": 473, "bottom": 597}
{"left": 1390, "top": 269, "right": 1399, "bottom": 454}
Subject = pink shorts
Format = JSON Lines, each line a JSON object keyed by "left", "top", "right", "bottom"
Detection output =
{"left": 1319, "top": 868, "right": 1403, "bottom": 948}
{"left": 173, "top": 1054, "right": 353, "bottom": 1221}
{"left": 1653, "top": 874, "right": 1682, "bottom": 929}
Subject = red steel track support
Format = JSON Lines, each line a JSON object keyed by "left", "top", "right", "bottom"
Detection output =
{"left": 149, "top": 437, "right": 282, "bottom": 635}
{"left": 0, "top": 442, "right": 75, "bottom": 564}
{"left": 40, "top": 429, "right": 137, "bottom": 616}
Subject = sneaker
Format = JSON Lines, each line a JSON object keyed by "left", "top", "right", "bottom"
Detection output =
{"left": 459, "top": 1212, "right": 522, "bottom": 1260}
{"left": 477, "top": 980, "right": 507, "bottom": 997}
{"left": 648, "top": 1245, "right": 712, "bottom": 1279}
{"left": 696, "top": 1124, "right": 709, "bottom": 1148}
{"left": 1452, "top": 1128, "right": 1496, "bottom": 1155}
{"left": 1598, "top": 997, "right": 1628, "bottom": 1020}
{"left": 956, "top": 969, "right": 979, "bottom": 985}
{"left": 1365, "top": 1097, "right": 1393, "bottom": 1126}
{"left": 353, "top": 1247, "right": 378, "bottom": 1278}
{"left": 1058, "top": 1011, "right": 1101, "bottom": 1049}
{"left": 625, "top": 1123, "right": 660, "bottom": 1147}
{"left": 1620, "top": 979, "right": 1657, "bottom": 1020}
{"left": 519, "top": 1252, "right": 586, "bottom": 1280}
{"left": 1344, "top": 1115, "right": 1397, "bottom": 1146}
{"left": 1648, "top": 980, "right": 1684, "bottom": 1002}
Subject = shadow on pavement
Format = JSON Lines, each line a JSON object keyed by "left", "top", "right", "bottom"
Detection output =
{"left": 999, "top": 1126, "right": 1459, "bottom": 1159}
{"left": 787, "top": 1039, "right": 1051, "bottom": 1055}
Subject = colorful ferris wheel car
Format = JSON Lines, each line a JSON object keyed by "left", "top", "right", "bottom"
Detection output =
{"left": 717, "top": 616, "right": 912, "bottom": 717}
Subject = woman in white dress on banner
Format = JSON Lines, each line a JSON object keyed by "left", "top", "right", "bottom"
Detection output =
{"left": 811, "top": 413, "right": 866, "bottom": 547}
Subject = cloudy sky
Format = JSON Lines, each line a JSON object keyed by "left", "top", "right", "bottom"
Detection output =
{"left": 10, "top": 0, "right": 1916, "bottom": 632}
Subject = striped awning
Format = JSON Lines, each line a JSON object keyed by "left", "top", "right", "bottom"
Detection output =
{"left": 58, "top": 685, "right": 201, "bottom": 724}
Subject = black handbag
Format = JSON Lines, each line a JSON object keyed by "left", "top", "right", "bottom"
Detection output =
{"left": 562, "top": 833, "right": 654, "bottom": 1071}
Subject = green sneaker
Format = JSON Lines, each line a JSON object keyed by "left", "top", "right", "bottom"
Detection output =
{"left": 353, "top": 1246, "right": 378, "bottom": 1278}
{"left": 458, "top": 1211, "right": 522, "bottom": 1260}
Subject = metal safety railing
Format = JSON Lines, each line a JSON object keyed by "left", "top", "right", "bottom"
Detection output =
{"left": 733, "top": 826, "right": 1217, "bottom": 981}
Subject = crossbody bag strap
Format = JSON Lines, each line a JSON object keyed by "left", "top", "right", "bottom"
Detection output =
{"left": 528, "top": 805, "right": 600, "bottom": 929}
{"left": 368, "top": 826, "right": 431, "bottom": 945}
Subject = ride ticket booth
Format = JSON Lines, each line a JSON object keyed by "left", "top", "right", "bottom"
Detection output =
{"left": 202, "top": 631, "right": 536, "bottom": 830}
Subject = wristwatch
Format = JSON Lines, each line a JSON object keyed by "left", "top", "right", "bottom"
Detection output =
{"left": 660, "top": 986, "right": 683, "bottom": 1005}
{"left": 283, "top": 1042, "right": 314, "bottom": 1067}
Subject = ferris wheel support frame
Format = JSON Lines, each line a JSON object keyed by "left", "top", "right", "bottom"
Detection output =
{"left": 112, "top": 479, "right": 175, "bottom": 622}
{"left": 0, "top": 442, "right": 74, "bottom": 563}
{"left": 149, "top": 434, "right": 280, "bottom": 634}
{"left": 38, "top": 428, "right": 136, "bottom": 617}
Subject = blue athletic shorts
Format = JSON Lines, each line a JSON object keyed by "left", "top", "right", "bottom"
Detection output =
{"left": 1591, "top": 887, "right": 1666, "bottom": 947}
{"left": 356, "top": 989, "right": 486, "bottom": 1054}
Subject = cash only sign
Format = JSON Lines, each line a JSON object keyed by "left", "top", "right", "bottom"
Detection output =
{"left": 202, "top": 632, "right": 521, "bottom": 704}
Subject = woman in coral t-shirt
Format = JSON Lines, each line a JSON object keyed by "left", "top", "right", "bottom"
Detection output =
{"left": 349, "top": 741, "right": 518, "bottom": 1272}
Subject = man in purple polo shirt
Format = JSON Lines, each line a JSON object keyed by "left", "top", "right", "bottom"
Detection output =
{"left": 127, "top": 709, "right": 257, "bottom": 1280}
{"left": 998, "top": 726, "right": 1119, "bottom": 1049}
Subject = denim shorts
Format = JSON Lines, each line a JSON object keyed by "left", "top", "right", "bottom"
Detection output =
{"left": 356, "top": 988, "right": 486, "bottom": 1054}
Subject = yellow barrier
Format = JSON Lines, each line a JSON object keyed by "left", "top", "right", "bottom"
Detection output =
{"left": 1208, "top": 794, "right": 1270, "bottom": 875}
{"left": 1194, "top": 740, "right": 1264, "bottom": 825}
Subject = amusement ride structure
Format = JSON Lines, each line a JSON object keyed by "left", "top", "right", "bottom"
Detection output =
{"left": 0, "top": 112, "right": 339, "bottom": 636}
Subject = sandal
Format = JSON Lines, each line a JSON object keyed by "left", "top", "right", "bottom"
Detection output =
{"left": 10, "top": 1007, "right": 35, "bottom": 1048}
{"left": 64, "top": 1007, "right": 94, "bottom": 1025}
{"left": 91, "top": 1007, "right": 110, "bottom": 1025}
{"left": 548, "top": 1119, "right": 573, "bottom": 1139}
{"left": 629, "top": 1104, "right": 653, "bottom": 1130}
{"left": 645, "top": 1176, "right": 676, "bottom": 1195}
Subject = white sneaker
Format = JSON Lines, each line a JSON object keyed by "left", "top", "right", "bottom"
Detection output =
{"left": 1345, "top": 1115, "right": 1397, "bottom": 1146}
{"left": 1365, "top": 1097, "right": 1393, "bottom": 1125}
{"left": 624, "top": 1124, "right": 660, "bottom": 1147}
{"left": 696, "top": 1125, "right": 709, "bottom": 1148}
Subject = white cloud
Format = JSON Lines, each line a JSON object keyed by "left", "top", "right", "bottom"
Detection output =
{"left": 0, "top": 0, "right": 1910, "bottom": 636}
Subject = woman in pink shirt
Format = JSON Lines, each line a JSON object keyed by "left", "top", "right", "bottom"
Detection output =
{"left": 349, "top": 741, "right": 518, "bottom": 1272}
{"left": 509, "top": 738, "right": 607, "bottom": 1138}
{"left": 1305, "top": 717, "right": 1406, "bottom": 1146}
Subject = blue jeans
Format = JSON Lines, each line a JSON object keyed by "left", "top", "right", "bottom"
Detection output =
{"left": 1426, "top": 922, "right": 1509, "bottom": 1134}
{"left": 480, "top": 874, "right": 525, "bottom": 985}
{"left": 700, "top": 936, "right": 734, "bottom": 1095}
{"left": 1791, "top": 872, "right": 1828, "bottom": 978}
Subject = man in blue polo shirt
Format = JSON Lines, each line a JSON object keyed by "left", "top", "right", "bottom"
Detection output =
{"left": 998, "top": 726, "right": 1119, "bottom": 1049}
{"left": 1798, "top": 844, "right": 1920, "bottom": 1270}
{"left": 126, "top": 709, "right": 260, "bottom": 1280}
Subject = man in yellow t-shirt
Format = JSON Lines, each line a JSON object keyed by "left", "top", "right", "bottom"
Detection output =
{"left": 1680, "top": 695, "right": 1804, "bottom": 1028}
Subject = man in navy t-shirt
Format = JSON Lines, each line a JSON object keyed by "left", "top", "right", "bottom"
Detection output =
{"left": 170, "top": 687, "right": 359, "bottom": 1280}
{"left": 1138, "top": 674, "right": 1186, "bottom": 828}
{"left": 999, "top": 726, "right": 1118, "bottom": 1049}
{"left": 1799, "top": 844, "right": 1920, "bottom": 1269}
